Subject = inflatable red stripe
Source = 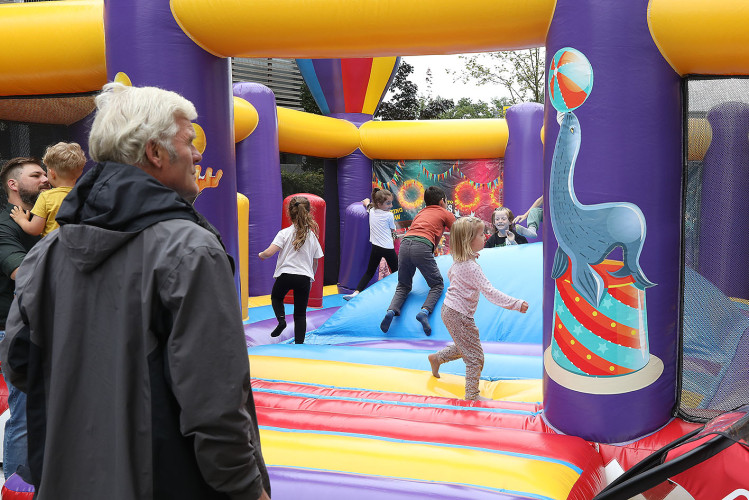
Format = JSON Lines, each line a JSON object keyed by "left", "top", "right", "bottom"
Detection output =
{"left": 259, "top": 406, "right": 604, "bottom": 474}
{"left": 554, "top": 313, "right": 634, "bottom": 375}
{"left": 557, "top": 277, "right": 642, "bottom": 349}
{"left": 251, "top": 379, "right": 541, "bottom": 412}
{"left": 253, "top": 386, "right": 551, "bottom": 432}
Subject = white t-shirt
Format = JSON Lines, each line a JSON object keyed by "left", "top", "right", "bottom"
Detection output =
{"left": 368, "top": 207, "right": 396, "bottom": 249}
{"left": 271, "top": 225, "right": 324, "bottom": 280}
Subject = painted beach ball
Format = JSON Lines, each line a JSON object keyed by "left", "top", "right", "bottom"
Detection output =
{"left": 549, "top": 47, "right": 593, "bottom": 113}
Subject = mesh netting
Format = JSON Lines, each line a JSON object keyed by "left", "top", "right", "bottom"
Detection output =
{"left": 681, "top": 77, "right": 749, "bottom": 422}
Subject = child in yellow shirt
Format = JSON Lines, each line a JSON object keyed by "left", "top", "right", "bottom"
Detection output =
{"left": 11, "top": 142, "right": 85, "bottom": 236}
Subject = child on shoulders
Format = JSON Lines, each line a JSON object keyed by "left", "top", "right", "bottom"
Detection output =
{"left": 11, "top": 142, "right": 85, "bottom": 236}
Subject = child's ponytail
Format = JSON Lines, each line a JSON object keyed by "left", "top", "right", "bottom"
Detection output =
{"left": 288, "top": 196, "right": 319, "bottom": 251}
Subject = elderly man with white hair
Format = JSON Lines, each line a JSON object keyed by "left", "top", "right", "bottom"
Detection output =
{"left": 0, "top": 83, "right": 271, "bottom": 500}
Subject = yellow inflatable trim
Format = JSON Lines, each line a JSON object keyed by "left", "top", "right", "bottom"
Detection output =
{"left": 277, "top": 108, "right": 360, "bottom": 158}
{"left": 170, "top": 0, "right": 555, "bottom": 58}
{"left": 0, "top": 0, "right": 105, "bottom": 96}
{"left": 260, "top": 428, "right": 576, "bottom": 499}
{"left": 359, "top": 119, "right": 509, "bottom": 160}
{"left": 233, "top": 97, "right": 258, "bottom": 143}
{"left": 249, "top": 355, "right": 542, "bottom": 402}
{"left": 648, "top": 0, "right": 749, "bottom": 76}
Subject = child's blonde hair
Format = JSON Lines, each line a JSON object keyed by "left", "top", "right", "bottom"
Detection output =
{"left": 450, "top": 216, "right": 484, "bottom": 262}
{"left": 42, "top": 142, "right": 86, "bottom": 178}
{"left": 490, "top": 206, "right": 515, "bottom": 235}
{"left": 288, "top": 196, "right": 319, "bottom": 251}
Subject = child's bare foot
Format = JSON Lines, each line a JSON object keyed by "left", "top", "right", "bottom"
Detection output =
{"left": 428, "top": 353, "right": 440, "bottom": 378}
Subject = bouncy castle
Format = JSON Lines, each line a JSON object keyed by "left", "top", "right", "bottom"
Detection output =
{"left": 1, "top": 0, "right": 749, "bottom": 498}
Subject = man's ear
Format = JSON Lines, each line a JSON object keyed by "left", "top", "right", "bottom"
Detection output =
{"left": 144, "top": 140, "right": 162, "bottom": 169}
{"left": 6, "top": 178, "right": 17, "bottom": 193}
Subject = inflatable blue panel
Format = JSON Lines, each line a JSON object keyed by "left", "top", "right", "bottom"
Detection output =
{"left": 315, "top": 242, "right": 543, "bottom": 343}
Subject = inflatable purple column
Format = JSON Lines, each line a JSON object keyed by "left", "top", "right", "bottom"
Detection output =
{"left": 503, "top": 102, "right": 545, "bottom": 241}
{"left": 103, "top": 0, "right": 240, "bottom": 293}
{"left": 543, "top": 0, "right": 681, "bottom": 443}
{"left": 233, "top": 83, "right": 283, "bottom": 297}
{"left": 337, "top": 203, "right": 372, "bottom": 293}
{"left": 331, "top": 113, "right": 374, "bottom": 289}
{"left": 698, "top": 102, "right": 749, "bottom": 300}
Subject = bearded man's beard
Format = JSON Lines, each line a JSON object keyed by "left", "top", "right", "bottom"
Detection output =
{"left": 18, "top": 185, "right": 42, "bottom": 207}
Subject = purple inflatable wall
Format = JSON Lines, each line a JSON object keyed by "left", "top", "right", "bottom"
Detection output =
{"left": 698, "top": 102, "right": 749, "bottom": 300}
{"left": 233, "top": 83, "right": 283, "bottom": 297}
{"left": 332, "top": 113, "right": 374, "bottom": 288}
{"left": 103, "top": 0, "right": 240, "bottom": 294}
{"left": 543, "top": 0, "right": 682, "bottom": 443}
{"left": 337, "top": 202, "right": 372, "bottom": 294}
{"left": 504, "top": 102, "right": 545, "bottom": 240}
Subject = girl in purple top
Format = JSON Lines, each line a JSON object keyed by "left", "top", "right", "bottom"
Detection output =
{"left": 428, "top": 216, "right": 529, "bottom": 400}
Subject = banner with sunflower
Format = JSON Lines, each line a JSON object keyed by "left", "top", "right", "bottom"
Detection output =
{"left": 372, "top": 159, "right": 504, "bottom": 231}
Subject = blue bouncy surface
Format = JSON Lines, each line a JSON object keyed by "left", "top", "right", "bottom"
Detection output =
{"left": 313, "top": 243, "right": 543, "bottom": 343}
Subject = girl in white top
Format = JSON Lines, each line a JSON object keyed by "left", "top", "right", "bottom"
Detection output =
{"left": 343, "top": 188, "right": 398, "bottom": 301}
{"left": 428, "top": 216, "right": 529, "bottom": 400}
{"left": 259, "top": 196, "right": 324, "bottom": 343}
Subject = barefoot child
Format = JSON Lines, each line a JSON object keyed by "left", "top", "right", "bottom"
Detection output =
{"left": 380, "top": 186, "right": 455, "bottom": 335}
{"left": 259, "top": 196, "right": 323, "bottom": 344}
{"left": 11, "top": 142, "right": 85, "bottom": 236}
{"left": 428, "top": 216, "right": 529, "bottom": 401}
{"left": 344, "top": 188, "right": 397, "bottom": 301}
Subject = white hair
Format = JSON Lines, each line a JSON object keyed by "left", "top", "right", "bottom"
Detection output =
{"left": 88, "top": 83, "right": 197, "bottom": 166}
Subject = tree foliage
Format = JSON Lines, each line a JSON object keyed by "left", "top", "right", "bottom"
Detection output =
{"left": 300, "top": 81, "right": 322, "bottom": 115}
{"left": 375, "top": 61, "right": 420, "bottom": 120}
{"left": 452, "top": 48, "right": 545, "bottom": 105}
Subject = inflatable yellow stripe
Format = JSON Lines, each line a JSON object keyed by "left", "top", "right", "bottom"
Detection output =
{"left": 276, "top": 107, "right": 360, "bottom": 158}
{"left": 260, "top": 427, "right": 576, "bottom": 499}
{"left": 648, "top": 0, "right": 749, "bottom": 76}
{"left": 249, "top": 355, "right": 542, "bottom": 402}
{"left": 171, "top": 0, "right": 555, "bottom": 58}
{"left": 362, "top": 57, "right": 400, "bottom": 115}
{"left": 0, "top": 0, "right": 105, "bottom": 96}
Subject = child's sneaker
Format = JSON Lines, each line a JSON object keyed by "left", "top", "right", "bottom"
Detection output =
{"left": 343, "top": 291, "right": 359, "bottom": 301}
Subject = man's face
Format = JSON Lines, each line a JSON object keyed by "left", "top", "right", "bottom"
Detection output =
{"left": 156, "top": 115, "right": 202, "bottom": 201}
{"left": 15, "top": 163, "right": 50, "bottom": 207}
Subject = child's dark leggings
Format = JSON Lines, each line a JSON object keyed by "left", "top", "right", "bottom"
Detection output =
{"left": 355, "top": 245, "right": 398, "bottom": 292}
{"left": 271, "top": 273, "right": 311, "bottom": 344}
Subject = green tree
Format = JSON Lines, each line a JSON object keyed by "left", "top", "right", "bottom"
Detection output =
{"left": 281, "top": 170, "right": 324, "bottom": 199}
{"left": 438, "top": 97, "right": 505, "bottom": 119}
{"left": 418, "top": 96, "right": 454, "bottom": 120}
{"left": 452, "top": 48, "right": 545, "bottom": 105}
{"left": 299, "top": 81, "right": 322, "bottom": 115}
{"left": 375, "top": 61, "right": 420, "bottom": 120}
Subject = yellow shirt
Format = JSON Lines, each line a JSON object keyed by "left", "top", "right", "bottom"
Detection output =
{"left": 30, "top": 186, "right": 73, "bottom": 236}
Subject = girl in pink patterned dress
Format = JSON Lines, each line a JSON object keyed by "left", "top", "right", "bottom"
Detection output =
{"left": 428, "top": 217, "right": 529, "bottom": 401}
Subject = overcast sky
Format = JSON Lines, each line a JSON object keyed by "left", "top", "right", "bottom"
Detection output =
{"left": 402, "top": 54, "right": 510, "bottom": 104}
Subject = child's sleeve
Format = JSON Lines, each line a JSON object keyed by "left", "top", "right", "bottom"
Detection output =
{"left": 30, "top": 191, "right": 49, "bottom": 220}
{"left": 388, "top": 212, "right": 396, "bottom": 230}
{"left": 270, "top": 229, "right": 286, "bottom": 249}
{"left": 474, "top": 263, "right": 524, "bottom": 311}
{"left": 444, "top": 208, "right": 456, "bottom": 230}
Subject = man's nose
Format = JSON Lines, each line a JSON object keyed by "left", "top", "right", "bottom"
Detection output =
{"left": 192, "top": 146, "right": 202, "bottom": 164}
